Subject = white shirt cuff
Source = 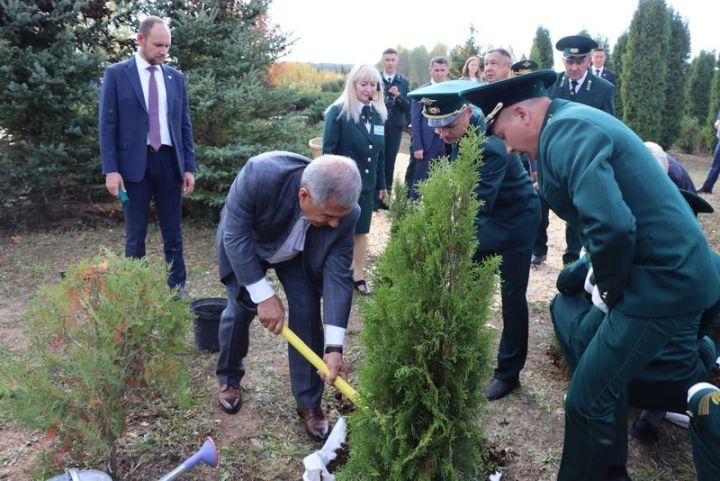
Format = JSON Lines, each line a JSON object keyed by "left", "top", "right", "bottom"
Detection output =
{"left": 246, "top": 277, "right": 275, "bottom": 304}
{"left": 324, "top": 325, "right": 346, "bottom": 347}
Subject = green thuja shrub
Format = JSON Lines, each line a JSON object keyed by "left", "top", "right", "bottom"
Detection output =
{"left": 674, "top": 115, "right": 701, "bottom": 153}
{"left": 339, "top": 129, "right": 499, "bottom": 480}
{"left": 0, "top": 253, "right": 191, "bottom": 475}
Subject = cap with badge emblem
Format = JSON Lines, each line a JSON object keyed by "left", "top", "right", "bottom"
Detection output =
{"left": 556, "top": 35, "right": 599, "bottom": 59}
{"left": 460, "top": 70, "right": 557, "bottom": 133}
{"left": 408, "top": 79, "right": 480, "bottom": 128}
{"left": 512, "top": 60, "right": 539, "bottom": 76}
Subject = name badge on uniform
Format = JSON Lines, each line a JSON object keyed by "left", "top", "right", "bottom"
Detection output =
{"left": 372, "top": 124, "right": 385, "bottom": 136}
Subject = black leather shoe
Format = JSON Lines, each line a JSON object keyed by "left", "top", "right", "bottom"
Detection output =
{"left": 530, "top": 254, "right": 546, "bottom": 266}
{"left": 484, "top": 377, "right": 520, "bottom": 401}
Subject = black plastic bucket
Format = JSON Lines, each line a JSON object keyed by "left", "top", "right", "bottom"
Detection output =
{"left": 191, "top": 297, "right": 227, "bottom": 352}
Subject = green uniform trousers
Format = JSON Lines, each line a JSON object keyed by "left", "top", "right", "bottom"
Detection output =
{"left": 557, "top": 306, "right": 700, "bottom": 481}
{"left": 688, "top": 385, "right": 720, "bottom": 481}
{"left": 475, "top": 245, "right": 533, "bottom": 382}
{"left": 551, "top": 294, "right": 715, "bottom": 412}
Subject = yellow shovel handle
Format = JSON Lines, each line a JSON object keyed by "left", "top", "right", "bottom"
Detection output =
{"left": 280, "top": 325, "right": 359, "bottom": 404}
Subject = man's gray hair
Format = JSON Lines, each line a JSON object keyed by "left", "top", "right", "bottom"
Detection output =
{"left": 301, "top": 155, "right": 361, "bottom": 208}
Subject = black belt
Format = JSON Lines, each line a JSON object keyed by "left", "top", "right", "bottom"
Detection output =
{"left": 148, "top": 144, "right": 173, "bottom": 152}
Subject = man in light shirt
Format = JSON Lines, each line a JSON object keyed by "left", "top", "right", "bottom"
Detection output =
{"left": 215, "top": 152, "right": 361, "bottom": 442}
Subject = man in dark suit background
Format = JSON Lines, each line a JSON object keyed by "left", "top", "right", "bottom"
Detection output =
{"left": 99, "top": 16, "right": 196, "bottom": 293}
{"left": 407, "top": 56, "right": 449, "bottom": 198}
{"left": 215, "top": 152, "right": 361, "bottom": 442}
{"left": 378, "top": 48, "right": 410, "bottom": 209}
{"left": 591, "top": 47, "right": 617, "bottom": 85}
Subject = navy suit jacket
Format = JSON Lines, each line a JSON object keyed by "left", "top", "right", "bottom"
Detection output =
{"left": 595, "top": 67, "right": 617, "bottom": 85}
{"left": 216, "top": 152, "right": 360, "bottom": 330}
{"left": 99, "top": 57, "right": 196, "bottom": 182}
{"left": 410, "top": 82, "right": 446, "bottom": 163}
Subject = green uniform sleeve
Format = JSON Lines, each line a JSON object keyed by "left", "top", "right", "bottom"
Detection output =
{"left": 323, "top": 105, "right": 341, "bottom": 154}
{"left": 545, "top": 119, "right": 635, "bottom": 306}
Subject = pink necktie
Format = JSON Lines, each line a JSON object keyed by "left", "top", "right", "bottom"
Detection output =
{"left": 147, "top": 66, "right": 161, "bottom": 151}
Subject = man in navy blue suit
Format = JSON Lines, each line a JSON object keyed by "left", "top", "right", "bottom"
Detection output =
{"left": 407, "top": 56, "right": 450, "bottom": 198}
{"left": 99, "top": 16, "right": 196, "bottom": 293}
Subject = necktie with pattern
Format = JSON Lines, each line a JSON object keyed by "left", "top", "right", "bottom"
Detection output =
{"left": 147, "top": 66, "right": 161, "bottom": 151}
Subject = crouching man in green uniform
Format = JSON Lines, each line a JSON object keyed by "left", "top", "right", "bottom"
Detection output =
{"left": 552, "top": 190, "right": 719, "bottom": 416}
{"left": 460, "top": 71, "right": 720, "bottom": 481}
{"left": 407, "top": 80, "right": 541, "bottom": 401}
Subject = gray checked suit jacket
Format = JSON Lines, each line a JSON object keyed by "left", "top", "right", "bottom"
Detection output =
{"left": 216, "top": 151, "right": 360, "bottom": 330}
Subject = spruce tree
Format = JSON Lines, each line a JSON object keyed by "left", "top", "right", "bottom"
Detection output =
{"left": 610, "top": 31, "right": 629, "bottom": 119}
{"left": 659, "top": 10, "right": 690, "bottom": 149}
{"left": 620, "top": 0, "right": 670, "bottom": 140}
{"left": 337, "top": 130, "right": 497, "bottom": 481}
{"left": 158, "top": 0, "right": 318, "bottom": 211}
{"left": 684, "top": 51, "right": 717, "bottom": 126}
{"left": 529, "top": 26, "right": 555, "bottom": 69}
{"left": 0, "top": 0, "right": 138, "bottom": 222}
{"left": 449, "top": 25, "right": 481, "bottom": 78}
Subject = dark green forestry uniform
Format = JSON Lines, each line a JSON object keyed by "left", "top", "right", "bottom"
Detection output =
{"left": 380, "top": 71, "right": 411, "bottom": 197}
{"left": 456, "top": 114, "right": 540, "bottom": 384}
{"left": 409, "top": 79, "right": 541, "bottom": 387}
{"left": 539, "top": 99, "right": 719, "bottom": 480}
{"left": 323, "top": 103, "right": 386, "bottom": 234}
{"left": 460, "top": 70, "right": 720, "bottom": 481}
{"left": 688, "top": 383, "right": 720, "bottom": 481}
{"left": 544, "top": 35, "right": 616, "bottom": 264}
{"left": 548, "top": 71, "right": 615, "bottom": 115}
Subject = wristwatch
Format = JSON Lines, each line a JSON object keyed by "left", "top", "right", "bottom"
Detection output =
{"left": 324, "top": 345, "right": 343, "bottom": 355}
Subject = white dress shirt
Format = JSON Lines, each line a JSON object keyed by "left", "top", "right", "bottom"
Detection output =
{"left": 135, "top": 52, "right": 172, "bottom": 146}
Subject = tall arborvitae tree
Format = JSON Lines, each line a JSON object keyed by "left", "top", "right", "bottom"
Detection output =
{"left": 407, "top": 45, "right": 431, "bottom": 89}
{"left": 449, "top": 25, "right": 481, "bottom": 78}
{"left": 620, "top": 0, "right": 670, "bottom": 140}
{"left": 684, "top": 51, "right": 717, "bottom": 126}
{"left": 0, "top": 0, "right": 139, "bottom": 223}
{"left": 159, "top": 0, "right": 317, "bottom": 210}
{"left": 338, "top": 129, "right": 497, "bottom": 481}
{"left": 610, "top": 31, "right": 629, "bottom": 119}
{"left": 659, "top": 10, "right": 691, "bottom": 149}
{"left": 529, "top": 26, "right": 555, "bottom": 69}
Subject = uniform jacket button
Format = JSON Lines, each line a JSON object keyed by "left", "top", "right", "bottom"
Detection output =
{"left": 364, "top": 169, "right": 369, "bottom": 173}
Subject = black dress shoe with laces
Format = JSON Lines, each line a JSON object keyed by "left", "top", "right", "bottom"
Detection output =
{"left": 484, "top": 377, "right": 520, "bottom": 401}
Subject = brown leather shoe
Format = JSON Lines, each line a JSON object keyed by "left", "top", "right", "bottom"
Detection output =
{"left": 296, "top": 406, "right": 330, "bottom": 441}
{"left": 218, "top": 384, "right": 242, "bottom": 414}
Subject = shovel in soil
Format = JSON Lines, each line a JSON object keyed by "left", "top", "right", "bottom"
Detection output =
{"left": 279, "top": 326, "right": 358, "bottom": 480}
